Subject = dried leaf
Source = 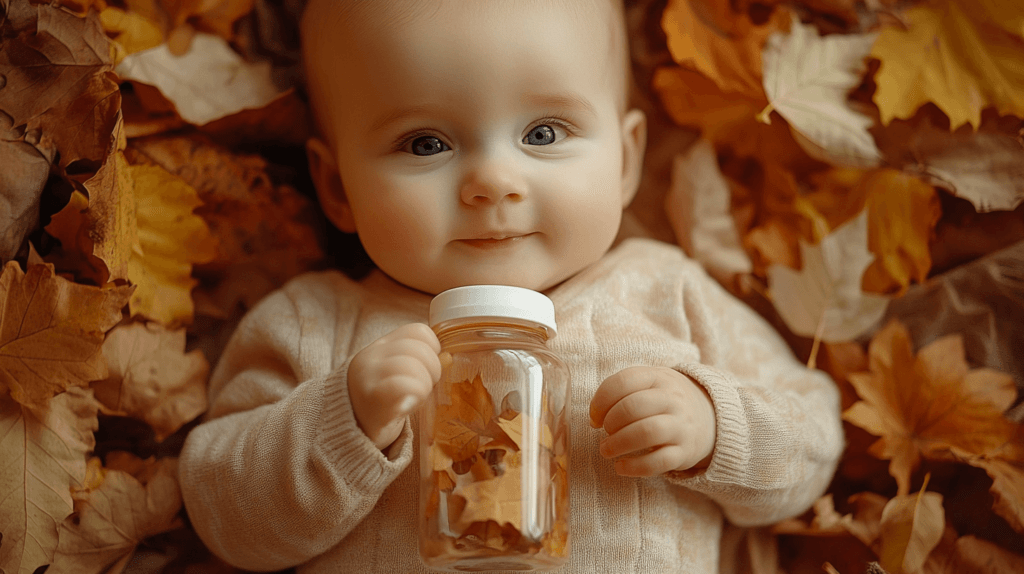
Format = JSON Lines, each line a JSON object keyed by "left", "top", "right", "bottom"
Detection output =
{"left": 760, "top": 15, "right": 880, "bottom": 168}
{"left": 46, "top": 147, "right": 139, "bottom": 285}
{"left": 768, "top": 210, "right": 890, "bottom": 342}
{"left": 880, "top": 113, "right": 1024, "bottom": 213}
{"left": 0, "top": 261, "right": 133, "bottom": 406}
{"left": 434, "top": 374, "right": 496, "bottom": 462}
{"left": 48, "top": 455, "right": 182, "bottom": 574}
{"left": 967, "top": 455, "right": 1024, "bottom": 534}
{"left": 115, "top": 33, "right": 286, "bottom": 125}
{"left": 0, "top": 118, "right": 50, "bottom": 262}
{"left": 0, "top": 387, "right": 100, "bottom": 574}
{"left": 924, "top": 533, "right": 1024, "bottom": 573}
{"left": 0, "top": 2, "right": 121, "bottom": 169}
{"left": 99, "top": 5, "right": 165, "bottom": 57}
{"left": 127, "top": 163, "right": 217, "bottom": 327}
{"left": 843, "top": 320, "right": 1018, "bottom": 495}
{"left": 93, "top": 322, "right": 209, "bottom": 441}
{"left": 158, "top": 0, "right": 255, "bottom": 41}
{"left": 662, "top": 0, "right": 790, "bottom": 98}
{"left": 871, "top": 1, "right": 1024, "bottom": 130}
{"left": 451, "top": 462, "right": 524, "bottom": 534}
{"left": 665, "top": 139, "right": 753, "bottom": 283}
{"left": 878, "top": 486, "right": 944, "bottom": 574}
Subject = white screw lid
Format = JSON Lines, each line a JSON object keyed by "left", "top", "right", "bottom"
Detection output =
{"left": 429, "top": 285, "right": 557, "bottom": 337}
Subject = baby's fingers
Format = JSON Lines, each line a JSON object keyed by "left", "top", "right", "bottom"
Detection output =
{"left": 599, "top": 414, "right": 679, "bottom": 459}
{"left": 590, "top": 366, "right": 664, "bottom": 429}
{"left": 613, "top": 445, "right": 688, "bottom": 478}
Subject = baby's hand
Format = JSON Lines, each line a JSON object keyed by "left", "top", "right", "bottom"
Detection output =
{"left": 589, "top": 366, "right": 716, "bottom": 477}
{"left": 347, "top": 323, "right": 442, "bottom": 450}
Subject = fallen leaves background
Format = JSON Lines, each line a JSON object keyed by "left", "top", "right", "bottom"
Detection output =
{"left": 0, "top": 0, "right": 1022, "bottom": 573}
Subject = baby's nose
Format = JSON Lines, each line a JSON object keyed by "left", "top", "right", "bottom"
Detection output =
{"left": 459, "top": 159, "right": 528, "bottom": 205}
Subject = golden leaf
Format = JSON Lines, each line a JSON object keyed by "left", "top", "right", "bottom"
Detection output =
{"left": 0, "top": 261, "right": 133, "bottom": 406}
{"left": 48, "top": 455, "right": 183, "bottom": 574}
{"left": 127, "top": 163, "right": 217, "bottom": 327}
{"left": 0, "top": 387, "right": 100, "bottom": 574}
{"left": 495, "top": 413, "right": 553, "bottom": 452}
{"left": 871, "top": 1, "right": 1024, "bottom": 130}
{"left": 100, "top": 5, "right": 165, "bottom": 58}
{"left": 843, "top": 320, "right": 1018, "bottom": 495}
{"left": 93, "top": 322, "right": 209, "bottom": 441}
{"left": 451, "top": 459, "right": 524, "bottom": 533}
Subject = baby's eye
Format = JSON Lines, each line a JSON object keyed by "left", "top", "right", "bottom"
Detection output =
{"left": 409, "top": 135, "right": 450, "bottom": 156}
{"left": 523, "top": 124, "right": 563, "bottom": 146}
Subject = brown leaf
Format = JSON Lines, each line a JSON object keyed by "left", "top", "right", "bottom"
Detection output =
{"left": 93, "top": 322, "right": 208, "bottom": 441}
{"left": 0, "top": 121, "right": 50, "bottom": 262}
{"left": 878, "top": 486, "right": 945, "bottom": 574}
{"left": 924, "top": 533, "right": 1024, "bottom": 573}
{"left": 843, "top": 320, "right": 1018, "bottom": 495}
{"left": 48, "top": 455, "right": 183, "bottom": 574}
{"left": 434, "top": 374, "right": 496, "bottom": 462}
{"left": 0, "top": 2, "right": 121, "bottom": 170}
{"left": 0, "top": 261, "right": 133, "bottom": 406}
{"left": 0, "top": 387, "right": 100, "bottom": 574}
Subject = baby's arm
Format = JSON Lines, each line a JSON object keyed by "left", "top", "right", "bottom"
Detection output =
{"left": 178, "top": 277, "right": 433, "bottom": 570}
{"left": 593, "top": 258, "right": 843, "bottom": 527}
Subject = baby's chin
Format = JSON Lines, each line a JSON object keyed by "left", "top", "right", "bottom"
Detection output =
{"left": 385, "top": 263, "right": 581, "bottom": 296}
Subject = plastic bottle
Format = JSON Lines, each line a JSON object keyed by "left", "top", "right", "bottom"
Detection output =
{"left": 419, "top": 285, "right": 571, "bottom": 571}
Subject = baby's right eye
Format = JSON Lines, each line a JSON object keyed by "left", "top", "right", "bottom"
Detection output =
{"left": 408, "top": 135, "right": 450, "bottom": 156}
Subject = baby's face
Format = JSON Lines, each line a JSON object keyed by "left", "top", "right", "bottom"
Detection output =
{"left": 305, "top": 1, "right": 645, "bottom": 295}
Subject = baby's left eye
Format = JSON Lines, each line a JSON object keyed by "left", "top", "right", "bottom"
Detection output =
{"left": 523, "top": 124, "right": 564, "bottom": 146}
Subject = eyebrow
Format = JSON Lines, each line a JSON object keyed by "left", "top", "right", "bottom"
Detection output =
{"left": 368, "top": 92, "right": 599, "bottom": 134}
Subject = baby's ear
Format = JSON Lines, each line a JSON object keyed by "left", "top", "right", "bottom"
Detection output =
{"left": 306, "top": 137, "right": 357, "bottom": 233}
{"left": 619, "top": 108, "right": 647, "bottom": 208}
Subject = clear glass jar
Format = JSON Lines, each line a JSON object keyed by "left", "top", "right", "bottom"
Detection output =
{"left": 419, "top": 286, "right": 570, "bottom": 572}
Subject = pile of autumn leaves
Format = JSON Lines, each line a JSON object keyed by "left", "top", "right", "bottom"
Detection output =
{"left": 649, "top": 0, "right": 1024, "bottom": 572}
{"left": 0, "top": 0, "right": 1022, "bottom": 573}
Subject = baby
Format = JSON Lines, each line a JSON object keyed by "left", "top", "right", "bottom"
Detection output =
{"left": 178, "top": 1, "right": 844, "bottom": 572}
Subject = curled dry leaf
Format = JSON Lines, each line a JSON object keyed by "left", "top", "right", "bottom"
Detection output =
{"left": 843, "top": 320, "right": 1018, "bottom": 495}
{"left": 871, "top": 0, "right": 1024, "bottom": 130}
{"left": 768, "top": 210, "right": 890, "bottom": 342}
{"left": 94, "top": 322, "right": 209, "bottom": 441}
{"left": 0, "top": 0, "right": 120, "bottom": 169}
{"left": 0, "top": 260, "right": 134, "bottom": 406}
{"left": 878, "top": 486, "right": 944, "bottom": 574}
{"left": 665, "top": 139, "right": 753, "bottom": 284}
{"left": 0, "top": 387, "right": 100, "bottom": 574}
{"left": 47, "top": 455, "right": 182, "bottom": 574}
{"left": 0, "top": 113, "right": 50, "bottom": 262}
{"left": 116, "top": 32, "right": 286, "bottom": 126}
{"left": 126, "top": 162, "right": 217, "bottom": 327}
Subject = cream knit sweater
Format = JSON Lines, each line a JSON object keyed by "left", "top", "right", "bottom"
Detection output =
{"left": 179, "top": 238, "right": 843, "bottom": 573}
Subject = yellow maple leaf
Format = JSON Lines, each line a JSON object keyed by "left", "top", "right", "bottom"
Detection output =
{"left": 0, "top": 261, "right": 133, "bottom": 406}
{"left": 0, "top": 387, "right": 100, "bottom": 574}
{"left": 871, "top": 0, "right": 1024, "bottom": 130}
{"left": 843, "top": 320, "right": 1018, "bottom": 495}
{"left": 127, "top": 163, "right": 217, "bottom": 327}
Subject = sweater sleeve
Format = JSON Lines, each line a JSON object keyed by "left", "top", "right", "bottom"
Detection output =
{"left": 664, "top": 261, "right": 844, "bottom": 528}
{"left": 178, "top": 275, "right": 413, "bottom": 571}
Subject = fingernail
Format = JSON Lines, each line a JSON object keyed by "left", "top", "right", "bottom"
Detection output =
{"left": 397, "top": 395, "right": 419, "bottom": 414}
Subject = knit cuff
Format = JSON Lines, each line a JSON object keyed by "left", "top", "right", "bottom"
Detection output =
{"left": 664, "top": 363, "right": 750, "bottom": 486}
{"left": 316, "top": 364, "right": 413, "bottom": 488}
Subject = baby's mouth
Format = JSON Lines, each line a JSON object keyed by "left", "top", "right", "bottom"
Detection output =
{"left": 457, "top": 233, "right": 534, "bottom": 249}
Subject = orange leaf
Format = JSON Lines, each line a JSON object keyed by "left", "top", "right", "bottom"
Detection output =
{"left": 0, "top": 261, "right": 133, "bottom": 406}
{"left": 93, "top": 322, "right": 209, "bottom": 441}
{"left": 878, "top": 482, "right": 944, "bottom": 574}
{"left": 843, "top": 320, "right": 1018, "bottom": 495}
{"left": 661, "top": 0, "right": 789, "bottom": 98}
{"left": 0, "top": 387, "right": 100, "bottom": 574}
